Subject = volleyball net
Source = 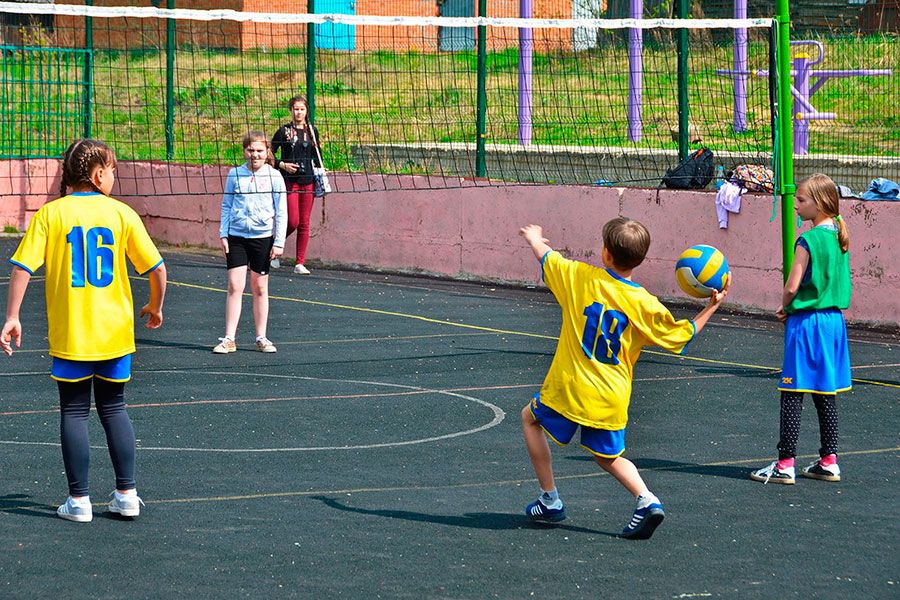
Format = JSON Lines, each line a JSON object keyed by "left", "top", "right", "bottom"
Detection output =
{"left": 0, "top": 2, "right": 869, "bottom": 199}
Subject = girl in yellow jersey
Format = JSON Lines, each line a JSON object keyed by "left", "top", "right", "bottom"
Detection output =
{"left": 1, "top": 139, "right": 167, "bottom": 523}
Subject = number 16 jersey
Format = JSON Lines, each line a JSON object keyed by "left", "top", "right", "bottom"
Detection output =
{"left": 10, "top": 192, "right": 164, "bottom": 361}
{"left": 540, "top": 251, "right": 695, "bottom": 430}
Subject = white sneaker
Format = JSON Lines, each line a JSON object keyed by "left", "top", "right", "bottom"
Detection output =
{"left": 57, "top": 496, "right": 92, "bottom": 523}
{"left": 255, "top": 337, "right": 277, "bottom": 353}
{"left": 750, "top": 461, "right": 796, "bottom": 484}
{"left": 293, "top": 263, "right": 311, "bottom": 275}
{"left": 800, "top": 460, "right": 841, "bottom": 482}
{"left": 212, "top": 337, "right": 237, "bottom": 354}
{"left": 109, "top": 491, "right": 144, "bottom": 517}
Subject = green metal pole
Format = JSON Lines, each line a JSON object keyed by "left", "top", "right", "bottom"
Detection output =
{"left": 675, "top": 0, "right": 688, "bottom": 161}
{"left": 475, "top": 0, "right": 487, "bottom": 178}
{"left": 83, "top": 0, "right": 93, "bottom": 139}
{"left": 307, "top": 0, "right": 316, "bottom": 123}
{"left": 775, "top": 0, "right": 795, "bottom": 281}
{"left": 165, "top": 0, "right": 175, "bottom": 161}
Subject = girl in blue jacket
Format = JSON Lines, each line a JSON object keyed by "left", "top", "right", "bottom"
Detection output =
{"left": 214, "top": 131, "right": 287, "bottom": 354}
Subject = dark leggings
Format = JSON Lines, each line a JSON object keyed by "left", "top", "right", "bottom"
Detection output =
{"left": 58, "top": 378, "right": 136, "bottom": 497}
{"left": 777, "top": 391, "right": 839, "bottom": 460}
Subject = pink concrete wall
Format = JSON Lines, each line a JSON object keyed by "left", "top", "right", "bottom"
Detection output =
{"left": 0, "top": 159, "right": 62, "bottom": 231}
{"left": 2, "top": 160, "right": 898, "bottom": 326}
{"left": 312, "top": 182, "right": 900, "bottom": 326}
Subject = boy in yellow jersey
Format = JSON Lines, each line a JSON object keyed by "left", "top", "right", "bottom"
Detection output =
{"left": 1, "top": 139, "right": 166, "bottom": 523}
{"left": 519, "top": 218, "right": 729, "bottom": 539}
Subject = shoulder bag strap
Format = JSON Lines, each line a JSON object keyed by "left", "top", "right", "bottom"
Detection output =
{"left": 308, "top": 124, "right": 325, "bottom": 170}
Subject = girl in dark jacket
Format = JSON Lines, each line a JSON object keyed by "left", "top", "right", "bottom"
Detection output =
{"left": 271, "top": 95, "right": 322, "bottom": 275}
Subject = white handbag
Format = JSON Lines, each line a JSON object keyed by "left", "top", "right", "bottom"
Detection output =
{"left": 309, "top": 126, "right": 331, "bottom": 196}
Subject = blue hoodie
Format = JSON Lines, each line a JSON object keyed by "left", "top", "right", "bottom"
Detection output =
{"left": 220, "top": 163, "right": 288, "bottom": 247}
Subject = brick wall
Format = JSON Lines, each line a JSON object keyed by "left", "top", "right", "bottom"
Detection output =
{"left": 48, "top": 0, "right": 578, "bottom": 53}
{"left": 53, "top": 0, "right": 243, "bottom": 50}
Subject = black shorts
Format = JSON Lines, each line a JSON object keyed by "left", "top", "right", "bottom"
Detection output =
{"left": 226, "top": 235, "right": 273, "bottom": 274}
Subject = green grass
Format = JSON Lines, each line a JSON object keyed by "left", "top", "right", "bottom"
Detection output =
{"left": 1, "top": 33, "right": 897, "bottom": 174}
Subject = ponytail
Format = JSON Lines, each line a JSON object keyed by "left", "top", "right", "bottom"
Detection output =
{"left": 834, "top": 215, "right": 850, "bottom": 253}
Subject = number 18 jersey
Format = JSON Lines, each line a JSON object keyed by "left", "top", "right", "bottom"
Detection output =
{"left": 10, "top": 192, "right": 163, "bottom": 361}
{"left": 539, "top": 251, "right": 695, "bottom": 430}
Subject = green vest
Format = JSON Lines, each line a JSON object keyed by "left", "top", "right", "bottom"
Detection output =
{"left": 787, "top": 226, "right": 852, "bottom": 313}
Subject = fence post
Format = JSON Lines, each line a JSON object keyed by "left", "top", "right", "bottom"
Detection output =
{"left": 83, "top": 0, "right": 93, "bottom": 139}
{"left": 775, "top": 0, "right": 795, "bottom": 281}
{"left": 475, "top": 0, "right": 487, "bottom": 178}
{"left": 307, "top": 0, "right": 316, "bottom": 123}
{"left": 165, "top": 0, "right": 175, "bottom": 161}
{"left": 675, "top": 0, "right": 688, "bottom": 161}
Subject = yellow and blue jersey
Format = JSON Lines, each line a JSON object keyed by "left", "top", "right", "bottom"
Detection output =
{"left": 539, "top": 251, "right": 695, "bottom": 430}
{"left": 9, "top": 192, "right": 163, "bottom": 361}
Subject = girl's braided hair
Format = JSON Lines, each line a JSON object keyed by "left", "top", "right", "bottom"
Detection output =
{"left": 59, "top": 139, "right": 116, "bottom": 196}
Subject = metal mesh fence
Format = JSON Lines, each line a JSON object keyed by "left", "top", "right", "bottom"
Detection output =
{"left": 0, "top": 2, "right": 891, "bottom": 199}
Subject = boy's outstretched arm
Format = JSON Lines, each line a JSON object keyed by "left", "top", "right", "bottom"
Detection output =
{"left": 139, "top": 263, "right": 167, "bottom": 329}
{"left": 691, "top": 272, "right": 732, "bottom": 334}
{"left": 1, "top": 267, "right": 32, "bottom": 356}
{"left": 519, "top": 224, "right": 553, "bottom": 261}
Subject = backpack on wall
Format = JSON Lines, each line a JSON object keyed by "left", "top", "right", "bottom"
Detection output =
{"left": 661, "top": 147, "right": 715, "bottom": 189}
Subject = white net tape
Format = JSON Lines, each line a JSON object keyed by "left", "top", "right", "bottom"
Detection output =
{"left": 0, "top": 1, "right": 773, "bottom": 30}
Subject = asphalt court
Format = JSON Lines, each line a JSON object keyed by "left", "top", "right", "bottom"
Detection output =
{"left": 0, "top": 239, "right": 897, "bottom": 599}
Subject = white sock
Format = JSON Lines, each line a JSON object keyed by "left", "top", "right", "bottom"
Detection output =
{"left": 636, "top": 492, "right": 659, "bottom": 509}
{"left": 540, "top": 488, "right": 562, "bottom": 508}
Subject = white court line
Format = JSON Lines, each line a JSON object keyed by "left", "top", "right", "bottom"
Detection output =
{"left": 0, "top": 372, "right": 506, "bottom": 453}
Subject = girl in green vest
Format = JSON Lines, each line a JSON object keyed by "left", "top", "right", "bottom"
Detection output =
{"left": 751, "top": 173, "right": 851, "bottom": 485}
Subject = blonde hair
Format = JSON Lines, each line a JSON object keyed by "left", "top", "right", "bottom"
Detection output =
{"left": 798, "top": 173, "right": 850, "bottom": 252}
{"left": 59, "top": 139, "right": 116, "bottom": 196}
{"left": 602, "top": 216, "right": 651, "bottom": 270}
{"left": 241, "top": 130, "right": 275, "bottom": 167}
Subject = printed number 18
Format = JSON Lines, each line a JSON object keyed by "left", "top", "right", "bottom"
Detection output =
{"left": 65, "top": 226, "right": 115, "bottom": 288}
{"left": 581, "top": 302, "right": 628, "bottom": 365}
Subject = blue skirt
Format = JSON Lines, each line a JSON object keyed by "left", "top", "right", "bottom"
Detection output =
{"left": 779, "top": 309, "right": 851, "bottom": 394}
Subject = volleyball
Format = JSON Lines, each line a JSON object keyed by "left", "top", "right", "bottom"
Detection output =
{"left": 675, "top": 245, "right": 730, "bottom": 298}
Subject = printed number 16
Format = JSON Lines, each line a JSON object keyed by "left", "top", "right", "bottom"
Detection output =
{"left": 65, "top": 226, "right": 115, "bottom": 288}
{"left": 581, "top": 302, "right": 628, "bottom": 365}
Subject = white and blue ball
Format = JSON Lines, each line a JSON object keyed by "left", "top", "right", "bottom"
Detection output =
{"left": 675, "top": 245, "right": 729, "bottom": 298}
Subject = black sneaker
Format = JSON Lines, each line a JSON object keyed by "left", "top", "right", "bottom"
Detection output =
{"left": 800, "top": 460, "right": 841, "bottom": 482}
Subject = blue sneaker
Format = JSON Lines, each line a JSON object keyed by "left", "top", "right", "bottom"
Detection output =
{"left": 620, "top": 501, "right": 665, "bottom": 540}
{"left": 525, "top": 498, "right": 566, "bottom": 523}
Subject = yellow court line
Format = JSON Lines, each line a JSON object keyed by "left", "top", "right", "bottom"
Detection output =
{"left": 167, "top": 279, "right": 557, "bottom": 340}
{"left": 4, "top": 446, "right": 898, "bottom": 513}
{"left": 165, "top": 278, "right": 900, "bottom": 390}
{"left": 141, "top": 446, "right": 900, "bottom": 506}
{"left": 0, "top": 332, "right": 495, "bottom": 356}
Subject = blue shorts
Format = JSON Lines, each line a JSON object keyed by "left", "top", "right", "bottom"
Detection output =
{"left": 529, "top": 394, "right": 626, "bottom": 458}
{"left": 51, "top": 355, "right": 132, "bottom": 383}
{"left": 780, "top": 309, "right": 851, "bottom": 394}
